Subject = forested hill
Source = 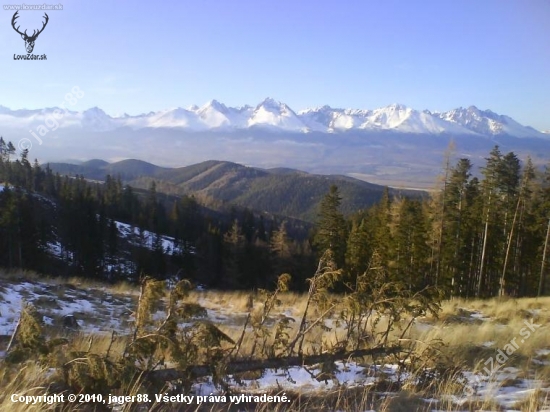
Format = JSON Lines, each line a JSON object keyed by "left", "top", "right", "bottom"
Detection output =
{"left": 2, "top": 137, "right": 550, "bottom": 298}
{"left": 0, "top": 139, "right": 319, "bottom": 289}
{"left": 47, "top": 159, "right": 422, "bottom": 221}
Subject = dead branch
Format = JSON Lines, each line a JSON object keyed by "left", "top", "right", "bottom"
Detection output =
{"left": 146, "top": 345, "right": 402, "bottom": 382}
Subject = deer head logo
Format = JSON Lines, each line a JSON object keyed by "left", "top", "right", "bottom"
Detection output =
{"left": 11, "top": 11, "right": 49, "bottom": 53}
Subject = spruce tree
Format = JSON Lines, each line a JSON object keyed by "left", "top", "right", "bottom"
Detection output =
{"left": 314, "top": 185, "right": 347, "bottom": 268}
{"left": 345, "top": 218, "right": 371, "bottom": 278}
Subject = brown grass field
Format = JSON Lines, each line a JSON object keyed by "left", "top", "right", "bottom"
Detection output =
{"left": 0, "top": 270, "right": 549, "bottom": 411}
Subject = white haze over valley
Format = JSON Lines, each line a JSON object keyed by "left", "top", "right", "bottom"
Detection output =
{"left": 2, "top": 98, "right": 549, "bottom": 189}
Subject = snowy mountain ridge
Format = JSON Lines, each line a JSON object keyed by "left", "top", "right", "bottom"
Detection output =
{"left": 0, "top": 99, "right": 545, "bottom": 138}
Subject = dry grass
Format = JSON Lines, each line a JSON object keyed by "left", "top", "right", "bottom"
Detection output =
{"left": 67, "top": 331, "right": 130, "bottom": 357}
{"left": 0, "top": 362, "right": 64, "bottom": 411}
{"left": 416, "top": 296, "right": 550, "bottom": 369}
{"left": 2, "top": 269, "right": 550, "bottom": 411}
{"left": 513, "top": 388, "right": 550, "bottom": 412}
{"left": 187, "top": 290, "right": 309, "bottom": 319}
{"left": 437, "top": 296, "right": 550, "bottom": 324}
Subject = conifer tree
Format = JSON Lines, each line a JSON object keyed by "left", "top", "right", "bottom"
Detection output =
{"left": 477, "top": 146, "right": 503, "bottom": 296}
{"left": 442, "top": 158, "right": 474, "bottom": 296}
{"left": 223, "top": 219, "right": 246, "bottom": 288}
{"left": 314, "top": 185, "right": 348, "bottom": 268}
{"left": 270, "top": 221, "right": 293, "bottom": 280}
{"left": 345, "top": 218, "right": 371, "bottom": 278}
{"left": 499, "top": 157, "right": 534, "bottom": 296}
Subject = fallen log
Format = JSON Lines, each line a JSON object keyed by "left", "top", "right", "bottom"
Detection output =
{"left": 147, "top": 346, "right": 402, "bottom": 382}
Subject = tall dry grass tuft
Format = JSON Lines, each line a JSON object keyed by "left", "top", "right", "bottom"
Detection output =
{"left": 2, "top": 267, "right": 550, "bottom": 412}
{"left": 438, "top": 296, "right": 550, "bottom": 324}
{"left": 512, "top": 388, "right": 549, "bottom": 412}
{"left": 0, "top": 362, "right": 63, "bottom": 411}
{"left": 415, "top": 296, "right": 549, "bottom": 368}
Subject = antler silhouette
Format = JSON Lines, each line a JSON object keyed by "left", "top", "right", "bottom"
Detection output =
{"left": 11, "top": 11, "right": 49, "bottom": 40}
{"left": 11, "top": 11, "right": 49, "bottom": 53}
{"left": 11, "top": 11, "right": 26, "bottom": 37}
{"left": 32, "top": 13, "right": 49, "bottom": 39}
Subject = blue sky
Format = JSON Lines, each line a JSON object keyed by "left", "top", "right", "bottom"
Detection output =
{"left": 1, "top": 0, "right": 549, "bottom": 130}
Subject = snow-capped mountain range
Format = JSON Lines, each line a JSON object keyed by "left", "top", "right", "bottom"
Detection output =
{"left": 0, "top": 98, "right": 546, "bottom": 138}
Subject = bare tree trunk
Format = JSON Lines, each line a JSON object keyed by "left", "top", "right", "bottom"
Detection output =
{"left": 435, "top": 146, "right": 453, "bottom": 287}
{"left": 513, "top": 202, "right": 526, "bottom": 296}
{"left": 467, "top": 237, "right": 476, "bottom": 298}
{"left": 147, "top": 346, "right": 403, "bottom": 382}
{"left": 538, "top": 218, "right": 550, "bottom": 297}
{"left": 451, "top": 192, "right": 464, "bottom": 299}
{"left": 499, "top": 197, "right": 521, "bottom": 296}
{"left": 6, "top": 316, "right": 21, "bottom": 353}
{"left": 477, "top": 193, "right": 491, "bottom": 297}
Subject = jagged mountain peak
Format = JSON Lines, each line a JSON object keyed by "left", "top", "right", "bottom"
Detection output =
{"left": 0, "top": 99, "right": 545, "bottom": 138}
{"left": 201, "top": 99, "right": 227, "bottom": 111}
{"left": 384, "top": 103, "right": 410, "bottom": 111}
{"left": 83, "top": 106, "right": 108, "bottom": 115}
{"left": 258, "top": 96, "right": 280, "bottom": 106}
{"left": 254, "top": 97, "right": 294, "bottom": 113}
{"left": 432, "top": 105, "right": 543, "bottom": 138}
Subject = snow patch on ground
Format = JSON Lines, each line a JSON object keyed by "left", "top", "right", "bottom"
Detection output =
{"left": 0, "top": 280, "right": 133, "bottom": 336}
{"left": 1, "top": 277, "right": 548, "bottom": 410}
{"left": 469, "top": 311, "right": 491, "bottom": 321}
{"left": 115, "top": 220, "right": 185, "bottom": 255}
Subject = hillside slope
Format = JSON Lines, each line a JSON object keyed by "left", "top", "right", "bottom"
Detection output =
{"left": 48, "top": 159, "right": 421, "bottom": 221}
